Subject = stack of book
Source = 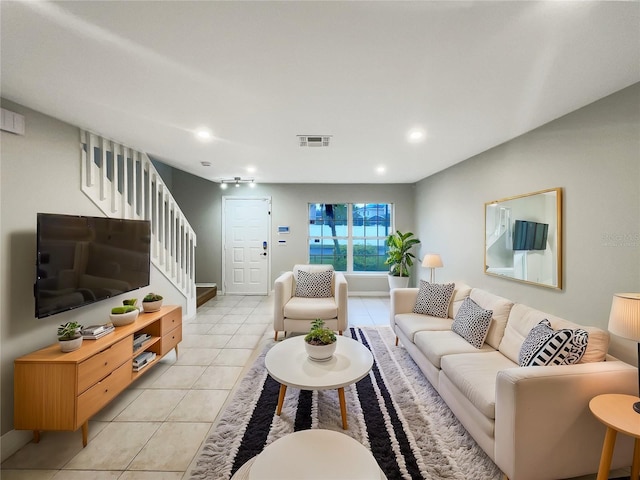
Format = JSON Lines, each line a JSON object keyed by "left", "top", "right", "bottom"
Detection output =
{"left": 133, "top": 351, "right": 156, "bottom": 372}
{"left": 81, "top": 323, "right": 115, "bottom": 340}
{"left": 133, "top": 333, "right": 152, "bottom": 352}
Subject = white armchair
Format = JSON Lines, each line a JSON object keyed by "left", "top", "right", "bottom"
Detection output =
{"left": 273, "top": 264, "right": 348, "bottom": 341}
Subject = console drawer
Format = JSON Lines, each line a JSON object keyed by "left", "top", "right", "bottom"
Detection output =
{"left": 160, "top": 309, "right": 182, "bottom": 334}
{"left": 77, "top": 336, "right": 132, "bottom": 394}
{"left": 77, "top": 360, "right": 131, "bottom": 424}
{"left": 159, "top": 327, "right": 182, "bottom": 356}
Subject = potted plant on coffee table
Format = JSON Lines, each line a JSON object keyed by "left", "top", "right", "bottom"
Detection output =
{"left": 304, "top": 319, "right": 337, "bottom": 362}
{"left": 142, "top": 293, "right": 163, "bottom": 312}
{"left": 58, "top": 321, "right": 84, "bottom": 352}
{"left": 384, "top": 230, "right": 421, "bottom": 289}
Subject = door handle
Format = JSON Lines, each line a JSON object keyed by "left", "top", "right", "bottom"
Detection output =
{"left": 261, "top": 252, "right": 267, "bottom": 256}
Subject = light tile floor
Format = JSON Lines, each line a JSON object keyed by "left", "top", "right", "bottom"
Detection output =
{"left": 0, "top": 294, "right": 623, "bottom": 480}
{"left": 0, "top": 295, "right": 387, "bottom": 480}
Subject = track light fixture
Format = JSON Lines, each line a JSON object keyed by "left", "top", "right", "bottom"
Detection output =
{"left": 219, "top": 176, "right": 256, "bottom": 189}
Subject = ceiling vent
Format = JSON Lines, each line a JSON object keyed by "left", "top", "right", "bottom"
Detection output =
{"left": 298, "top": 135, "right": 331, "bottom": 147}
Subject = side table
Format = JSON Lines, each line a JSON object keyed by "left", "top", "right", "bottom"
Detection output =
{"left": 589, "top": 393, "right": 640, "bottom": 480}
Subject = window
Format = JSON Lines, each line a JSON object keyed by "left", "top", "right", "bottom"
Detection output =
{"left": 308, "top": 203, "right": 392, "bottom": 272}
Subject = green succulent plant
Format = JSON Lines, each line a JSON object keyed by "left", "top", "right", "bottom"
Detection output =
{"left": 57, "top": 321, "right": 83, "bottom": 340}
{"left": 122, "top": 298, "right": 138, "bottom": 307}
{"left": 143, "top": 293, "right": 163, "bottom": 302}
{"left": 304, "top": 319, "right": 337, "bottom": 346}
{"left": 111, "top": 305, "right": 138, "bottom": 314}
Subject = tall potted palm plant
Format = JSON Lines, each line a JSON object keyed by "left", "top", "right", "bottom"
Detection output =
{"left": 385, "top": 230, "right": 421, "bottom": 289}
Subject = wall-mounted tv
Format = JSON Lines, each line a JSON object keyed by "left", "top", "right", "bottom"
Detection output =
{"left": 513, "top": 220, "right": 548, "bottom": 251}
{"left": 35, "top": 213, "right": 151, "bottom": 318}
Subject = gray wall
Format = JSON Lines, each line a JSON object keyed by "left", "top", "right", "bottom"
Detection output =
{"left": 414, "top": 83, "right": 640, "bottom": 363}
{"left": 170, "top": 171, "right": 416, "bottom": 293}
{"left": 0, "top": 100, "right": 186, "bottom": 452}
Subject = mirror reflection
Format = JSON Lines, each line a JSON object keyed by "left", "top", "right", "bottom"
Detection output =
{"left": 484, "top": 188, "right": 562, "bottom": 289}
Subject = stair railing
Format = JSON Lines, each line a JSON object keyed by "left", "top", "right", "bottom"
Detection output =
{"left": 80, "top": 130, "right": 196, "bottom": 301}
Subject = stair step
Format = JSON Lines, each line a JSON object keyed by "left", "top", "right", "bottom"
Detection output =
{"left": 196, "top": 286, "right": 217, "bottom": 307}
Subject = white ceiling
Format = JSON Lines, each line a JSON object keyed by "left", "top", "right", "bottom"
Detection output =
{"left": 2, "top": 1, "right": 639, "bottom": 184}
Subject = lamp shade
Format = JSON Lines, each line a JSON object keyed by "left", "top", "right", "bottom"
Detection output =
{"left": 608, "top": 293, "right": 640, "bottom": 341}
{"left": 422, "top": 254, "right": 443, "bottom": 269}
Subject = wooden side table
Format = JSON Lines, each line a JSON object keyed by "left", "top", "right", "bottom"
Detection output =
{"left": 589, "top": 393, "right": 640, "bottom": 480}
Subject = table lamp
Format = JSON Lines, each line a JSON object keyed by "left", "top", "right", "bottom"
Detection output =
{"left": 608, "top": 292, "right": 640, "bottom": 413}
{"left": 422, "top": 254, "right": 443, "bottom": 283}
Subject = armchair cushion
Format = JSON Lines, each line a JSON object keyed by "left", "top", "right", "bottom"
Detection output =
{"left": 284, "top": 296, "right": 338, "bottom": 320}
{"left": 294, "top": 269, "right": 334, "bottom": 298}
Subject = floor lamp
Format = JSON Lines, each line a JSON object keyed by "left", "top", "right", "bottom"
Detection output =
{"left": 422, "top": 254, "right": 443, "bottom": 283}
{"left": 608, "top": 293, "right": 640, "bottom": 413}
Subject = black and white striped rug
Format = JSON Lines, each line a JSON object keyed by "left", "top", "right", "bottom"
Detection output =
{"left": 189, "top": 326, "right": 501, "bottom": 480}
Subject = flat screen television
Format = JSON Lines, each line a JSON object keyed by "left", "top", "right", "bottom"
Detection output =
{"left": 513, "top": 219, "right": 548, "bottom": 251}
{"left": 35, "top": 213, "right": 151, "bottom": 318}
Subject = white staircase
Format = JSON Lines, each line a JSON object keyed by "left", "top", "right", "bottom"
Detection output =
{"left": 80, "top": 130, "right": 196, "bottom": 303}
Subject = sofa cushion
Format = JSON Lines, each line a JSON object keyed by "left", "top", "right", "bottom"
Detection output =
{"left": 518, "top": 319, "right": 589, "bottom": 366}
{"left": 499, "top": 303, "right": 609, "bottom": 364}
{"left": 283, "top": 296, "right": 338, "bottom": 320}
{"left": 414, "top": 330, "right": 495, "bottom": 369}
{"left": 395, "top": 313, "right": 453, "bottom": 342}
{"left": 294, "top": 270, "right": 333, "bottom": 298}
{"left": 441, "top": 351, "right": 518, "bottom": 420}
{"left": 469, "top": 289, "right": 514, "bottom": 350}
{"left": 413, "top": 281, "right": 455, "bottom": 318}
{"left": 451, "top": 297, "right": 493, "bottom": 349}
{"left": 449, "top": 282, "right": 473, "bottom": 319}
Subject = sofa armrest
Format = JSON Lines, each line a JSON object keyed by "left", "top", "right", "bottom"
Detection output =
{"left": 389, "top": 288, "right": 419, "bottom": 329}
{"left": 334, "top": 272, "right": 348, "bottom": 331}
{"left": 273, "top": 271, "right": 294, "bottom": 332}
{"left": 495, "top": 360, "right": 637, "bottom": 480}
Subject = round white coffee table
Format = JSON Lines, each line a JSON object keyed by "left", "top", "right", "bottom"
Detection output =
{"left": 265, "top": 335, "right": 373, "bottom": 429}
{"left": 231, "top": 429, "right": 385, "bottom": 480}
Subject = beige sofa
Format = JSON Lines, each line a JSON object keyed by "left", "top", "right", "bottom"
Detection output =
{"left": 273, "top": 264, "right": 348, "bottom": 341}
{"left": 390, "top": 283, "right": 636, "bottom": 480}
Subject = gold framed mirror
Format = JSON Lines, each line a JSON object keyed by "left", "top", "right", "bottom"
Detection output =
{"left": 484, "top": 188, "right": 562, "bottom": 289}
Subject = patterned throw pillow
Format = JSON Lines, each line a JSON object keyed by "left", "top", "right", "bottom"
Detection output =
{"left": 451, "top": 297, "right": 493, "bottom": 349}
{"left": 519, "top": 319, "right": 589, "bottom": 366}
{"left": 413, "top": 281, "right": 455, "bottom": 318}
{"left": 294, "top": 270, "right": 333, "bottom": 298}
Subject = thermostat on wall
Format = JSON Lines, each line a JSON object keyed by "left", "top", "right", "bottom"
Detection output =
{"left": 277, "top": 226, "right": 290, "bottom": 234}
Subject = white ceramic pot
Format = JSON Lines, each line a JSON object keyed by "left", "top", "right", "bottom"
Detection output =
{"left": 59, "top": 336, "right": 83, "bottom": 352}
{"left": 304, "top": 341, "right": 337, "bottom": 362}
{"left": 109, "top": 309, "right": 139, "bottom": 326}
{"left": 388, "top": 274, "right": 410, "bottom": 290}
{"left": 142, "top": 300, "right": 163, "bottom": 313}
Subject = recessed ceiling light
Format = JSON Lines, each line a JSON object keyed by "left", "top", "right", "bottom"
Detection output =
{"left": 407, "top": 128, "right": 426, "bottom": 143}
{"left": 195, "top": 128, "right": 213, "bottom": 141}
{"left": 246, "top": 166, "right": 256, "bottom": 173}
{"left": 376, "top": 166, "right": 386, "bottom": 175}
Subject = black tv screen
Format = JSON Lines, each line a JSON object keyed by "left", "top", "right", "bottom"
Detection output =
{"left": 513, "top": 220, "right": 548, "bottom": 251}
{"left": 35, "top": 213, "right": 151, "bottom": 318}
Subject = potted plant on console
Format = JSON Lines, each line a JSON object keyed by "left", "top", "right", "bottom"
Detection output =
{"left": 57, "top": 321, "right": 84, "bottom": 352}
{"left": 142, "top": 293, "right": 163, "bottom": 313}
{"left": 304, "top": 319, "right": 337, "bottom": 361}
{"left": 385, "top": 230, "right": 421, "bottom": 289}
{"left": 110, "top": 299, "right": 139, "bottom": 327}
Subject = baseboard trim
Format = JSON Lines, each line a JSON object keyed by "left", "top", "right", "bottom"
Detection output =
{"left": 348, "top": 291, "right": 390, "bottom": 297}
{"left": 1, "top": 429, "right": 32, "bottom": 462}
{"left": 196, "top": 283, "right": 217, "bottom": 288}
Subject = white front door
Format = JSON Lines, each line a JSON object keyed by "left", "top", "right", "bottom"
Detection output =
{"left": 222, "top": 196, "right": 271, "bottom": 295}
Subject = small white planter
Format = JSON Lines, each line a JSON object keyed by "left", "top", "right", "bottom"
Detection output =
{"left": 388, "top": 275, "right": 410, "bottom": 290}
{"left": 109, "top": 309, "right": 139, "bottom": 326}
{"left": 59, "top": 336, "right": 83, "bottom": 352}
{"left": 304, "top": 341, "right": 337, "bottom": 362}
{"left": 142, "top": 300, "right": 163, "bottom": 313}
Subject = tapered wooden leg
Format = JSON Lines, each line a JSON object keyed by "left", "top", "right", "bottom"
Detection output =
{"left": 338, "top": 387, "right": 348, "bottom": 429}
{"left": 33, "top": 430, "right": 40, "bottom": 444}
{"left": 395, "top": 336, "right": 399, "bottom": 346}
{"left": 274, "top": 331, "right": 278, "bottom": 341}
{"left": 174, "top": 345, "right": 179, "bottom": 358}
{"left": 339, "top": 330, "right": 343, "bottom": 336}
{"left": 632, "top": 438, "right": 640, "bottom": 480}
{"left": 82, "top": 421, "right": 89, "bottom": 447}
{"left": 596, "top": 427, "right": 617, "bottom": 480}
{"left": 276, "top": 384, "right": 287, "bottom": 415}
